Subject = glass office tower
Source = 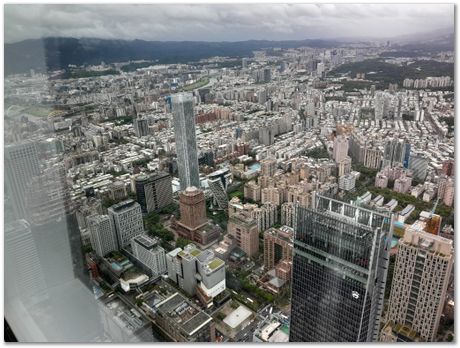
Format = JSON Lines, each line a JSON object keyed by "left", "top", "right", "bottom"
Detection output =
{"left": 289, "top": 194, "right": 393, "bottom": 342}
{"left": 171, "top": 92, "right": 200, "bottom": 191}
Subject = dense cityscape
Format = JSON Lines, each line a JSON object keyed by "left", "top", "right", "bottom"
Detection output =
{"left": 4, "top": 4, "right": 455, "bottom": 343}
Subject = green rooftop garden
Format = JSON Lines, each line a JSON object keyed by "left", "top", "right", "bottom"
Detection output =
{"left": 208, "top": 258, "right": 224, "bottom": 270}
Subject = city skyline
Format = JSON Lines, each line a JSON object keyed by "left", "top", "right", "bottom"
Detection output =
{"left": 3, "top": 2, "right": 455, "bottom": 343}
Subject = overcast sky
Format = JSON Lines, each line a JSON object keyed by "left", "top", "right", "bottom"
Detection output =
{"left": 4, "top": 4, "right": 454, "bottom": 43}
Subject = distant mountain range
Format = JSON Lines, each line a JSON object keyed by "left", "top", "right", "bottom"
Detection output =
{"left": 5, "top": 37, "right": 342, "bottom": 75}
{"left": 4, "top": 29, "right": 454, "bottom": 76}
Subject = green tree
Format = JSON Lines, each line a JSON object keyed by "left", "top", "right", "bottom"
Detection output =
{"left": 176, "top": 237, "right": 192, "bottom": 249}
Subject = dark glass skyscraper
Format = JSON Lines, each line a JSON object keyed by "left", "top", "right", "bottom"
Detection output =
{"left": 289, "top": 194, "right": 393, "bottom": 342}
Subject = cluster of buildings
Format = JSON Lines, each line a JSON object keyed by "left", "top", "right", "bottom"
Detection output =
{"left": 4, "top": 39, "right": 454, "bottom": 343}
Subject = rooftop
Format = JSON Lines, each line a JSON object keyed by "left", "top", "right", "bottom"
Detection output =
{"left": 223, "top": 305, "right": 252, "bottom": 329}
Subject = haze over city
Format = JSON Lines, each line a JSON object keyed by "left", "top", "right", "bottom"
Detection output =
{"left": 4, "top": 4, "right": 454, "bottom": 43}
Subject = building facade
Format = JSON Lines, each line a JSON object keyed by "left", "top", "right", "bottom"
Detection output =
{"left": 385, "top": 228, "right": 453, "bottom": 341}
{"left": 131, "top": 235, "right": 166, "bottom": 277}
{"left": 135, "top": 172, "right": 173, "bottom": 214}
{"left": 171, "top": 93, "right": 200, "bottom": 190}
{"left": 87, "top": 215, "right": 118, "bottom": 258}
{"left": 289, "top": 194, "right": 393, "bottom": 342}
{"left": 108, "top": 199, "right": 144, "bottom": 248}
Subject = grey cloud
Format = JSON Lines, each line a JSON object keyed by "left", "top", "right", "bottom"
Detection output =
{"left": 4, "top": 3, "right": 454, "bottom": 43}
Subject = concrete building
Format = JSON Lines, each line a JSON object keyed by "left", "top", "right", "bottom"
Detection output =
{"left": 263, "top": 226, "right": 293, "bottom": 271}
{"left": 338, "top": 173, "right": 356, "bottom": 191}
{"left": 133, "top": 116, "right": 149, "bottom": 137}
{"left": 87, "top": 215, "right": 118, "bottom": 258}
{"left": 207, "top": 168, "right": 231, "bottom": 210}
{"left": 375, "top": 172, "right": 389, "bottom": 188}
{"left": 166, "top": 244, "right": 225, "bottom": 307}
{"left": 253, "top": 314, "right": 289, "bottom": 343}
{"left": 386, "top": 228, "right": 454, "bottom": 341}
{"left": 155, "top": 291, "right": 216, "bottom": 342}
{"left": 261, "top": 187, "right": 282, "bottom": 206}
{"left": 260, "top": 158, "right": 277, "bottom": 177}
{"left": 108, "top": 199, "right": 144, "bottom": 248}
{"left": 173, "top": 187, "right": 220, "bottom": 249}
{"left": 338, "top": 156, "right": 352, "bottom": 177}
{"left": 228, "top": 213, "right": 259, "bottom": 257}
{"left": 409, "top": 152, "right": 428, "bottom": 182}
{"left": 394, "top": 175, "right": 412, "bottom": 194}
{"left": 253, "top": 203, "right": 278, "bottom": 233}
{"left": 171, "top": 93, "right": 200, "bottom": 190}
{"left": 281, "top": 202, "right": 297, "bottom": 228}
{"left": 333, "top": 135, "right": 348, "bottom": 163}
{"left": 178, "top": 187, "right": 207, "bottom": 230}
{"left": 135, "top": 172, "right": 173, "bottom": 214}
{"left": 363, "top": 147, "right": 382, "bottom": 170}
{"left": 131, "top": 235, "right": 166, "bottom": 277}
{"left": 244, "top": 181, "right": 261, "bottom": 202}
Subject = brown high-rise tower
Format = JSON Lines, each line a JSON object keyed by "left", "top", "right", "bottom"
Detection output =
{"left": 179, "top": 186, "right": 207, "bottom": 230}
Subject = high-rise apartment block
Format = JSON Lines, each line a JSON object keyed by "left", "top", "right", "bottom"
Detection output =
{"left": 333, "top": 135, "right": 349, "bottom": 163}
{"left": 228, "top": 212, "right": 259, "bottom": 257}
{"left": 108, "top": 199, "right": 144, "bottom": 248}
{"left": 385, "top": 228, "right": 453, "bottom": 341}
{"left": 244, "top": 181, "right": 261, "bottom": 202}
{"left": 135, "top": 172, "right": 173, "bottom": 214}
{"left": 87, "top": 215, "right": 118, "bottom": 258}
{"left": 281, "top": 202, "right": 297, "bottom": 228}
{"left": 131, "top": 235, "right": 166, "bottom": 277}
{"left": 290, "top": 194, "right": 393, "bottom": 342}
{"left": 171, "top": 92, "right": 200, "bottom": 190}
{"left": 338, "top": 156, "right": 352, "bottom": 177}
{"left": 260, "top": 158, "right": 277, "bottom": 177}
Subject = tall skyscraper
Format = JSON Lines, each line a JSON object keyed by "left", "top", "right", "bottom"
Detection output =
{"left": 171, "top": 92, "right": 200, "bottom": 190}
{"left": 108, "top": 199, "right": 144, "bottom": 248}
{"left": 289, "top": 194, "right": 393, "bottom": 342}
{"left": 5, "top": 140, "right": 41, "bottom": 219}
{"left": 135, "top": 172, "right": 173, "bottom": 214}
{"left": 385, "top": 228, "right": 453, "bottom": 341}
{"left": 87, "top": 215, "right": 118, "bottom": 258}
